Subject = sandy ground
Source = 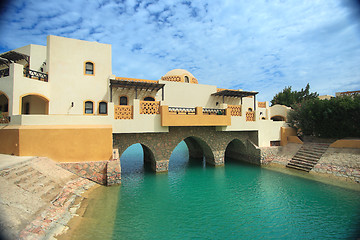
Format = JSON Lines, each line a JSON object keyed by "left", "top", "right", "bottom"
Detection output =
{"left": 0, "top": 154, "right": 97, "bottom": 240}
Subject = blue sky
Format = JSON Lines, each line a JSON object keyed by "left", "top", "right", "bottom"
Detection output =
{"left": 1, "top": 0, "right": 360, "bottom": 101}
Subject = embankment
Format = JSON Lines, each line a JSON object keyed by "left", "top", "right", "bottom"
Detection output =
{"left": 0, "top": 155, "right": 96, "bottom": 240}
{"left": 260, "top": 143, "right": 360, "bottom": 183}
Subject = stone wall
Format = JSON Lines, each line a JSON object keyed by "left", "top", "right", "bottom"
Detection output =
{"left": 313, "top": 148, "right": 360, "bottom": 183}
{"left": 60, "top": 159, "right": 121, "bottom": 186}
{"left": 113, "top": 126, "right": 260, "bottom": 172}
{"left": 260, "top": 143, "right": 301, "bottom": 165}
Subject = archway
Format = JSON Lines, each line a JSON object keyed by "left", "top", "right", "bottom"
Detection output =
{"left": 271, "top": 115, "right": 285, "bottom": 121}
{"left": 21, "top": 94, "right": 49, "bottom": 115}
{"left": 168, "top": 136, "right": 215, "bottom": 171}
{"left": 0, "top": 91, "right": 9, "bottom": 114}
{"left": 119, "top": 143, "right": 155, "bottom": 176}
{"left": 225, "top": 139, "right": 248, "bottom": 163}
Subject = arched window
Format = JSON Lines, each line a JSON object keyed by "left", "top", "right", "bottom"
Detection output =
{"left": 84, "top": 101, "right": 94, "bottom": 114}
{"left": 99, "top": 101, "right": 107, "bottom": 114}
{"left": 85, "top": 62, "right": 94, "bottom": 75}
{"left": 120, "top": 96, "right": 128, "bottom": 105}
{"left": 184, "top": 76, "right": 189, "bottom": 83}
{"left": 248, "top": 108, "right": 253, "bottom": 112}
{"left": 144, "top": 97, "right": 155, "bottom": 101}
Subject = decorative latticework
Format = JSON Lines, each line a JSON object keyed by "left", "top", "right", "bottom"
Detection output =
{"left": 115, "top": 77, "right": 158, "bottom": 84}
{"left": 140, "top": 101, "right": 160, "bottom": 114}
{"left": 114, "top": 105, "right": 133, "bottom": 119}
{"left": 258, "top": 102, "right": 266, "bottom": 108}
{"left": 203, "top": 108, "right": 226, "bottom": 115}
{"left": 161, "top": 76, "right": 181, "bottom": 82}
{"left": 228, "top": 105, "right": 241, "bottom": 116}
{"left": 246, "top": 111, "right": 255, "bottom": 121}
{"left": 191, "top": 78, "right": 198, "bottom": 84}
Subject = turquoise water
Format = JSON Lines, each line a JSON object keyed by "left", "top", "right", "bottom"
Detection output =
{"left": 109, "top": 142, "right": 360, "bottom": 239}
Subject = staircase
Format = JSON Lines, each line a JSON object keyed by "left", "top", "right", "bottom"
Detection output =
{"left": 286, "top": 143, "right": 330, "bottom": 172}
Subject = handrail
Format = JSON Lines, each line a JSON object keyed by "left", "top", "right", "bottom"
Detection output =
{"left": 0, "top": 68, "right": 9, "bottom": 78}
{"left": 203, "top": 108, "right": 226, "bottom": 115}
{"left": 168, "top": 106, "right": 196, "bottom": 115}
{"left": 23, "top": 68, "right": 48, "bottom": 82}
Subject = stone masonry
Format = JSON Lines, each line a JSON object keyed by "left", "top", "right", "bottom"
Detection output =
{"left": 113, "top": 126, "right": 260, "bottom": 172}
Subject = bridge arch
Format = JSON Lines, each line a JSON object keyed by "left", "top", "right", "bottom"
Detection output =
{"left": 225, "top": 139, "right": 248, "bottom": 163}
{"left": 119, "top": 142, "right": 156, "bottom": 174}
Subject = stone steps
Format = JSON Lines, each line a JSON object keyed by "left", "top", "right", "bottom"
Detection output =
{"left": 286, "top": 143, "right": 330, "bottom": 172}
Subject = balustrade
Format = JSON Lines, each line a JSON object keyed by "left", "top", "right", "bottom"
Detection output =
{"left": 168, "top": 106, "right": 196, "bottom": 115}
{"left": 0, "top": 68, "right": 9, "bottom": 78}
{"left": 114, "top": 105, "right": 133, "bottom": 119}
{"left": 228, "top": 105, "right": 242, "bottom": 116}
{"left": 140, "top": 101, "right": 160, "bottom": 114}
{"left": 203, "top": 108, "right": 226, "bottom": 115}
{"left": 246, "top": 111, "right": 255, "bottom": 121}
{"left": 258, "top": 102, "right": 266, "bottom": 108}
{"left": 23, "top": 68, "right": 48, "bottom": 82}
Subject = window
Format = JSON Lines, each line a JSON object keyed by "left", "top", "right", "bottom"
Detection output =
{"left": 184, "top": 76, "right": 189, "bottom": 83}
{"left": 99, "top": 101, "right": 107, "bottom": 114}
{"left": 120, "top": 96, "right": 128, "bottom": 105}
{"left": 248, "top": 108, "right": 253, "bottom": 112}
{"left": 85, "top": 62, "right": 94, "bottom": 75}
{"left": 84, "top": 101, "right": 93, "bottom": 114}
{"left": 144, "top": 97, "right": 155, "bottom": 101}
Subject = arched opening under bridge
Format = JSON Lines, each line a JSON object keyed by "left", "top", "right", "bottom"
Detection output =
{"left": 119, "top": 143, "right": 155, "bottom": 176}
{"left": 168, "top": 136, "right": 215, "bottom": 171}
{"left": 225, "top": 139, "right": 248, "bottom": 163}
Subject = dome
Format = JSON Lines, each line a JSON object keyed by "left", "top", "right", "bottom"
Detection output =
{"left": 161, "top": 69, "right": 198, "bottom": 84}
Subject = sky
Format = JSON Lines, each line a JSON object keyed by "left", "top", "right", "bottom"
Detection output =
{"left": 0, "top": 0, "right": 360, "bottom": 101}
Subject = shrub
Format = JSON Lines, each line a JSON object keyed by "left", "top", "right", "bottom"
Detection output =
{"left": 288, "top": 94, "right": 360, "bottom": 138}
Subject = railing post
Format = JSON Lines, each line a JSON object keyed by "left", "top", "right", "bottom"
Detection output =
{"left": 195, "top": 107, "right": 203, "bottom": 116}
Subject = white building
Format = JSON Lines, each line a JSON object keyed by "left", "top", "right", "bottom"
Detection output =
{"left": 0, "top": 35, "right": 290, "bottom": 165}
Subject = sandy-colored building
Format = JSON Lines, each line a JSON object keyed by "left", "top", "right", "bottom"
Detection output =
{"left": 0, "top": 36, "right": 291, "bottom": 183}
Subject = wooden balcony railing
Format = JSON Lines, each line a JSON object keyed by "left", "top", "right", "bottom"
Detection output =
{"left": 228, "top": 105, "right": 241, "bottom": 116}
{"left": 0, "top": 112, "right": 10, "bottom": 124}
{"left": 246, "top": 111, "right": 255, "bottom": 121}
{"left": 140, "top": 101, "right": 160, "bottom": 114}
{"left": 23, "top": 68, "right": 48, "bottom": 82}
{"left": 0, "top": 68, "right": 9, "bottom": 78}
{"left": 114, "top": 105, "right": 133, "bottom": 119}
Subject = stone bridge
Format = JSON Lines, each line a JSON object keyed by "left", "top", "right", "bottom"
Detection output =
{"left": 113, "top": 126, "right": 261, "bottom": 172}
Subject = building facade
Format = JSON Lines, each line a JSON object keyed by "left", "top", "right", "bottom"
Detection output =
{"left": 0, "top": 36, "right": 290, "bottom": 184}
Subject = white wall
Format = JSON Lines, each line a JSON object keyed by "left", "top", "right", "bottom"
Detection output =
{"left": 47, "top": 35, "right": 112, "bottom": 115}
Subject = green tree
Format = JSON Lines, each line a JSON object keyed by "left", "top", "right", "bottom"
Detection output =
{"left": 271, "top": 83, "right": 318, "bottom": 107}
{"left": 288, "top": 94, "right": 360, "bottom": 138}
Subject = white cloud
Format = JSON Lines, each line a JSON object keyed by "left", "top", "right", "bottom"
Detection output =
{"left": 1, "top": 0, "right": 359, "bottom": 101}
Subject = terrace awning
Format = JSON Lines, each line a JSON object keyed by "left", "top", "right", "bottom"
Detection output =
{"left": 110, "top": 79, "right": 165, "bottom": 101}
{"left": 0, "top": 51, "right": 29, "bottom": 67}
{"left": 212, "top": 89, "right": 259, "bottom": 110}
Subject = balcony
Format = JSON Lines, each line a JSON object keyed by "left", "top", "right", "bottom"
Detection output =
{"left": 23, "top": 68, "right": 48, "bottom": 82}
{"left": 161, "top": 106, "right": 231, "bottom": 126}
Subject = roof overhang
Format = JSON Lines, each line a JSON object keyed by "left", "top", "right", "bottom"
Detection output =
{"left": 110, "top": 79, "right": 165, "bottom": 92}
{"left": 211, "top": 89, "right": 258, "bottom": 98}
{"left": 0, "top": 51, "right": 29, "bottom": 67}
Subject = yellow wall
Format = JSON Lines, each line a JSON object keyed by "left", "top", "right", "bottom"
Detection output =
{"left": 0, "top": 125, "right": 113, "bottom": 162}
{"left": 330, "top": 139, "right": 360, "bottom": 149}
{"left": 0, "top": 127, "right": 20, "bottom": 155}
{"left": 161, "top": 106, "right": 231, "bottom": 126}
{"left": 280, "top": 127, "right": 297, "bottom": 146}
